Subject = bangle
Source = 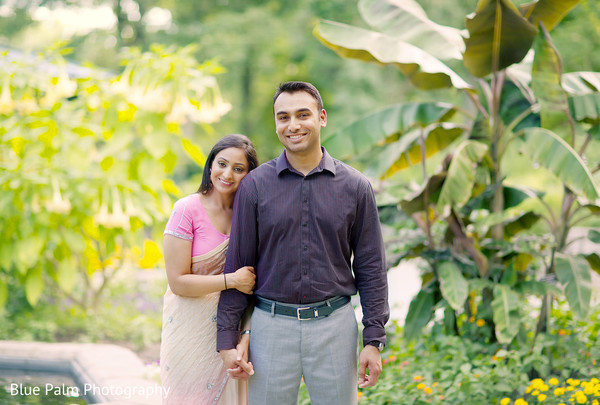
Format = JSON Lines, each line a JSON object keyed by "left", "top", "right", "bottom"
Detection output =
{"left": 223, "top": 273, "right": 227, "bottom": 290}
{"left": 240, "top": 329, "right": 251, "bottom": 336}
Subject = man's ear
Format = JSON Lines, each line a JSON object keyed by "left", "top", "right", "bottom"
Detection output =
{"left": 320, "top": 109, "right": 327, "bottom": 127}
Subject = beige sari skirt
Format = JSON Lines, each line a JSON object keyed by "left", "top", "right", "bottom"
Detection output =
{"left": 160, "top": 240, "right": 247, "bottom": 405}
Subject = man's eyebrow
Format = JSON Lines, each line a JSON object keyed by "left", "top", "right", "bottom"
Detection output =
{"left": 276, "top": 108, "right": 311, "bottom": 116}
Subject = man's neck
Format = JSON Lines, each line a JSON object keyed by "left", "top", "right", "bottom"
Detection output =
{"left": 285, "top": 148, "right": 323, "bottom": 176}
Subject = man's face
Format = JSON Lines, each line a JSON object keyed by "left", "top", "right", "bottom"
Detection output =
{"left": 273, "top": 91, "right": 326, "bottom": 156}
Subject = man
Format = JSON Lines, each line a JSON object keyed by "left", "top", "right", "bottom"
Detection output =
{"left": 217, "top": 81, "right": 389, "bottom": 405}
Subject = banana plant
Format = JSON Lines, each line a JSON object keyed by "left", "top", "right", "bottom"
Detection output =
{"left": 315, "top": 0, "right": 600, "bottom": 345}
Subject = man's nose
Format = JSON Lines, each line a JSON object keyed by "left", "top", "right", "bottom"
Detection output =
{"left": 289, "top": 117, "right": 301, "bottom": 131}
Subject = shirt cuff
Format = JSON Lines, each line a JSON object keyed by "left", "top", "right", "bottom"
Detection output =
{"left": 362, "top": 326, "right": 387, "bottom": 347}
{"left": 216, "top": 330, "right": 239, "bottom": 351}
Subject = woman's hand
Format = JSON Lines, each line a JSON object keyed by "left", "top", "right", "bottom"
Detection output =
{"left": 230, "top": 266, "right": 255, "bottom": 294}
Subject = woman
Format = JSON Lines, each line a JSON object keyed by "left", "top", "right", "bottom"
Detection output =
{"left": 160, "top": 134, "right": 259, "bottom": 405}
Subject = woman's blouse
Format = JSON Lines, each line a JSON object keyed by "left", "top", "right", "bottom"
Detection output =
{"left": 164, "top": 194, "right": 229, "bottom": 257}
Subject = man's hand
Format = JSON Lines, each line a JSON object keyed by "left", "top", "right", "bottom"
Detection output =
{"left": 219, "top": 346, "right": 254, "bottom": 380}
{"left": 358, "top": 345, "right": 382, "bottom": 388}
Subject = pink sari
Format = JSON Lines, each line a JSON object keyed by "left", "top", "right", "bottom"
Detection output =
{"left": 160, "top": 239, "right": 247, "bottom": 405}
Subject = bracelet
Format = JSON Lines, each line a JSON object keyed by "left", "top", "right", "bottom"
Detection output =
{"left": 223, "top": 273, "right": 227, "bottom": 290}
{"left": 240, "top": 329, "right": 251, "bottom": 336}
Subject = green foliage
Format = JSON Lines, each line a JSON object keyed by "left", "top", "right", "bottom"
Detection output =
{"left": 315, "top": 0, "right": 600, "bottom": 349}
{"left": 350, "top": 303, "right": 600, "bottom": 404}
{"left": 0, "top": 267, "right": 163, "bottom": 351}
{"left": 0, "top": 44, "right": 228, "bottom": 312}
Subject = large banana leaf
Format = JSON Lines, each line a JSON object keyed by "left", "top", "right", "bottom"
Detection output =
{"left": 404, "top": 289, "right": 434, "bottom": 341}
{"left": 358, "top": 0, "right": 464, "bottom": 60}
{"left": 520, "top": 0, "right": 581, "bottom": 31}
{"left": 399, "top": 173, "right": 446, "bottom": 215}
{"left": 464, "top": 0, "right": 538, "bottom": 78}
{"left": 492, "top": 284, "right": 521, "bottom": 343}
{"left": 436, "top": 140, "right": 488, "bottom": 212}
{"left": 314, "top": 21, "right": 471, "bottom": 90}
{"left": 438, "top": 261, "right": 469, "bottom": 311}
{"left": 555, "top": 254, "right": 592, "bottom": 320}
{"left": 568, "top": 93, "right": 600, "bottom": 125}
{"left": 362, "top": 124, "right": 464, "bottom": 178}
{"left": 531, "top": 26, "right": 572, "bottom": 139}
{"left": 520, "top": 128, "right": 600, "bottom": 201}
{"left": 322, "top": 102, "right": 456, "bottom": 160}
{"left": 562, "top": 72, "right": 600, "bottom": 95}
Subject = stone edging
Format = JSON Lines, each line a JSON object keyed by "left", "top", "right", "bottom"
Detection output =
{"left": 0, "top": 340, "right": 162, "bottom": 404}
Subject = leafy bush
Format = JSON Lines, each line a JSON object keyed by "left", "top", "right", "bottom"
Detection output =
{"left": 354, "top": 302, "right": 599, "bottom": 404}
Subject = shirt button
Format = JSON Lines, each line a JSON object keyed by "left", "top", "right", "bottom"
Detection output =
{"left": 303, "top": 246, "right": 308, "bottom": 251}
{"left": 302, "top": 223, "right": 307, "bottom": 227}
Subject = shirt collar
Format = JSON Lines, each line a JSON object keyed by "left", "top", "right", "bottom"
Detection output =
{"left": 276, "top": 147, "right": 336, "bottom": 176}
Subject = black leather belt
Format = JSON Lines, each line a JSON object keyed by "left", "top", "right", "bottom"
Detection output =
{"left": 255, "top": 295, "right": 350, "bottom": 320}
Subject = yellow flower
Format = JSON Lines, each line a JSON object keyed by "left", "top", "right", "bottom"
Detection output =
{"left": 515, "top": 398, "right": 529, "bottom": 405}
{"left": 476, "top": 319, "right": 485, "bottom": 327}
{"left": 540, "top": 384, "right": 549, "bottom": 392}
{"left": 414, "top": 376, "right": 423, "bottom": 382}
{"left": 575, "top": 391, "right": 587, "bottom": 404}
{"left": 417, "top": 383, "right": 425, "bottom": 390}
{"left": 549, "top": 378, "right": 560, "bottom": 386}
{"left": 538, "top": 394, "right": 547, "bottom": 401}
{"left": 555, "top": 387, "right": 566, "bottom": 396}
{"left": 532, "top": 390, "right": 540, "bottom": 396}
{"left": 357, "top": 392, "right": 363, "bottom": 400}
{"left": 424, "top": 387, "right": 432, "bottom": 395}
{"left": 469, "top": 316, "right": 476, "bottom": 323}
{"left": 500, "top": 398, "right": 511, "bottom": 405}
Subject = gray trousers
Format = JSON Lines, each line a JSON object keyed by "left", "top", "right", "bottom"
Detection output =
{"left": 248, "top": 301, "right": 358, "bottom": 405}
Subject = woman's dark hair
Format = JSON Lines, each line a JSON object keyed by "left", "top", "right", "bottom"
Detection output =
{"left": 197, "top": 134, "right": 259, "bottom": 194}
{"left": 273, "top": 81, "right": 323, "bottom": 112}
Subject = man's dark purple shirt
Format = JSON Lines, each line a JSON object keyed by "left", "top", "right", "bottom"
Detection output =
{"left": 217, "top": 148, "right": 389, "bottom": 350}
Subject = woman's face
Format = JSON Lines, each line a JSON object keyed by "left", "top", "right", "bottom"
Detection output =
{"left": 209, "top": 147, "right": 249, "bottom": 195}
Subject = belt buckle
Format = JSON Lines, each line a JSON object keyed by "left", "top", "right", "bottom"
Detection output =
{"left": 296, "top": 306, "right": 316, "bottom": 320}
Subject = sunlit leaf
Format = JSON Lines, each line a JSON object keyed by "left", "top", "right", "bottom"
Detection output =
{"left": 562, "top": 72, "right": 600, "bottom": 95}
{"left": 492, "top": 284, "right": 520, "bottom": 343}
{"left": 315, "top": 20, "right": 471, "bottom": 90}
{"left": 438, "top": 261, "right": 469, "bottom": 311}
{"left": 0, "top": 279, "right": 7, "bottom": 309}
{"left": 181, "top": 138, "right": 206, "bottom": 166}
{"left": 358, "top": 0, "right": 464, "bottom": 60}
{"left": 520, "top": 128, "right": 599, "bottom": 201}
{"left": 520, "top": 0, "right": 581, "bottom": 31}
{"left": 322, "top": 102, "right": 457, "bottom": 159}
{"left": 25, "top": 268, "right": 44, "bottom": 307}
{"left": 555, "top": 254, "right": 592, "bottom": 320}
{"left": 436, "top": 140, "right": 488, "bottom": 212}
{"left": 139, "top": 239, "right": 164, "bottom": 269}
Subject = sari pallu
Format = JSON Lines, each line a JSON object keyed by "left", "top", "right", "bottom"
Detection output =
{"left": 160, "top": 239, "right": 246, "bottom": 405}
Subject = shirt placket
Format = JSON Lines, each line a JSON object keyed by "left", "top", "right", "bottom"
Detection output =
{"left": 300, "top": 177, "right": 311, "bottom": 303}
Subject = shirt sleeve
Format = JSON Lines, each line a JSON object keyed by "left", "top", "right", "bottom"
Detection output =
{"left": 163, "top": 198, "right": 193, "bottom": 241}
{"left": 217, "top": 178, "right": 258, "bottom": 350}
{"left": 351, "top": 179, "right": 390, "bottom": 346}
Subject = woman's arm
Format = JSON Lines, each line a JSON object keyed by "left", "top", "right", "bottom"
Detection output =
{"left": 164, "top": 235, "right": 255, "bottom": 297}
